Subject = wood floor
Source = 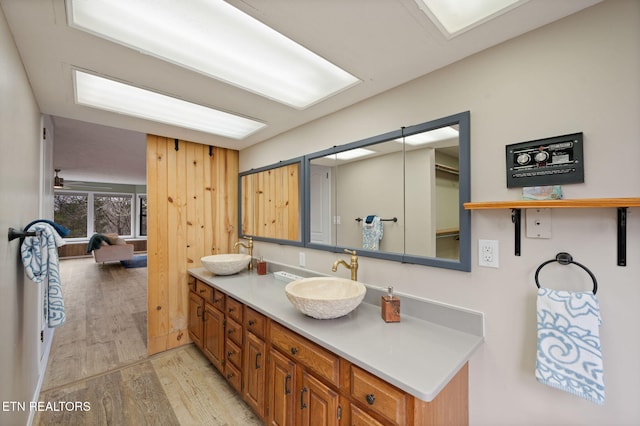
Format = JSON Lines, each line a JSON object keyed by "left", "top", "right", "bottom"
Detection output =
{"left": 35, "top": 257, "right": 261, "bottom": 425}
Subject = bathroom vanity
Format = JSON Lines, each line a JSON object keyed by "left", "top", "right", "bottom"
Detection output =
{"left": 188, "top": 267, "right": 483, "bottom": 425}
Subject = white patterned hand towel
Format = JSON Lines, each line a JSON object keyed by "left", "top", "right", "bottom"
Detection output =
{"left": 21, "top": 224, "right": 66, "bottom": 328}
{"left": 536, "top": 287, "right": 604, "bottom": 404}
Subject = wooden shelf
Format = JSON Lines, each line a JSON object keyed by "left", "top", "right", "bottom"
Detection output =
{"left": 465, "top": 197, "right": 640, "bottom": 210}
{"left": 464, "top": 197, "right": 640, "bottom": 266}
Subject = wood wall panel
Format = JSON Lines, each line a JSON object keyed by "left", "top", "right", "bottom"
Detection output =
{"left": 147, "top": 136, "right": 238, "bottom": 355}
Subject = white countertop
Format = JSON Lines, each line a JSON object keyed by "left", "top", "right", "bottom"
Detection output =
{"left": 189, "top": 267, "right": 484, "bottom": 402}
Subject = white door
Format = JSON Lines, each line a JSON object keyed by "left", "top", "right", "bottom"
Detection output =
{"left": 310, "top": 165, "right": 332, "bottom": 244}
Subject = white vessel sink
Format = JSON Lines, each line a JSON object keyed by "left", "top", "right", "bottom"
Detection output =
{"left": 285, "top": 277, "right": 366, "bottom": 319}
{"left": 201, "top": 254, "right": 251, "bottom": 275}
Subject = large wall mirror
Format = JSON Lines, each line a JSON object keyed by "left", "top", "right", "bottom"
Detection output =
{"left": 305, "top": 111, "right": 471, "bottom": 271}
{"left": 239, "top": 158, "right": 304, "bottom": 245}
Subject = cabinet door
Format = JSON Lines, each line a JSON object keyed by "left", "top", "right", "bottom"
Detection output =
{"left": 350, "top": 403, "right": 385, "bottom": 426}
{"left": 188, "top": 292, "right": 204, "bottom": 348}
{"left": 300, "top": 371, "right": 339, "bottom": 426}
{"left": 243, "top": 332, "right": 266, "bottom": 419}
{"left": 203, "top": 303, "right": 225, "bottom": 372}
{"left": 267, "top": 348, "right": 296, "bottom": 426}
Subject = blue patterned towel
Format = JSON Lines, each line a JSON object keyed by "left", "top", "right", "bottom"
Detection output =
{"left": 536, "top": 287, "right": 604, "bottom": 404}
{"left": 362, "top": 216, "right": 383, "bottom": 251}
{"left": 21, "top": 224, "right": 66, "bottom": 328}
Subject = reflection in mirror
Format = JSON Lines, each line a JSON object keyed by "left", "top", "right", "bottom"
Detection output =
{"left": 403, "top": 126, "right": 460, "bottom": 260}
{"left": 306, "top": 111, "right": 470, "bottom": 271}
{"left": 240, "top": 160, "right": 302, "bottom": 243}
{"left": 310, "top": 141, "right": 404, "bottom": 253}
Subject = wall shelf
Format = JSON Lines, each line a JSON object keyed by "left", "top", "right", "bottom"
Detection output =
{"left": 464, "top": 197, "right": 640, "bottom": 266}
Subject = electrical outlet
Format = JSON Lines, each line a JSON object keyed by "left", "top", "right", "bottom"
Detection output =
{"left": 478, "top": 240, "right": 499, "bottom": 268}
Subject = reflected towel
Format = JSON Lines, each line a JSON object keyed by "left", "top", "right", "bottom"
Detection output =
{"left": 536, "top": 288, "right": 604, "bottom": 404}
{"left": 362, "top": 216, "right": 383, "bottom": 251}
{"left": 21, "top": 224, "right": 66, "bottom": 328}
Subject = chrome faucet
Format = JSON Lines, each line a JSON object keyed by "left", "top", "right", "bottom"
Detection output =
{"left": 332, "top": 248, "right": 358, "bottom": 281}
{"left": 234, "top": 236, "right": 254, "bottom": 270}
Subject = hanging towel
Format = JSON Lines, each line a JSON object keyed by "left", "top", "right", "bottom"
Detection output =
{"left": 362, "top": 216, "right": 383, "bottom": 251}
{"left": 21, "top": 223, "right": 66, "bottom": 328}
{"left": 24, "top": 219, "right": 71, "bottom": 238}
{"left": 536, "top": 287, "right": 604, "bottom": 404}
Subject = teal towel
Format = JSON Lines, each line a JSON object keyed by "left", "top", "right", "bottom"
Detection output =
{"left": 536, "top": 288, "right": 604, "bottom": 404}
{"left": 86, "top": 233, "right": 110, "bottom": 253}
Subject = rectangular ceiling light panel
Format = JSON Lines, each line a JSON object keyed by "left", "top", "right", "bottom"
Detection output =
{"left": 416, "top": 0, "right": 528, "bottom": 37}
{"left": 68, "top": 0, "right": 360, "bottom": 109}
{"left": 74, "top": 70, "right": 266, "bottom": 139}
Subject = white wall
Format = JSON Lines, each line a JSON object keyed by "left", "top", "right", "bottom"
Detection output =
{"left": 240, "top": 2, "right": 640, "bottom": 425}
{"left": 0, "top": 6, "right": 48, "bottom": 426}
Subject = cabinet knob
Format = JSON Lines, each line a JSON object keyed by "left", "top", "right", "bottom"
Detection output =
{"left": 227, "top": 351, "right": 233, "bottom": 357}
{"left": 290, "top": 347, "right": 298, "bottom": 355}
{"left": 228, "top": 307, "right": 235, "bottom": 313}
{"left": 248, "top": 319, "right": 255, "bottom": 326}
{"left": 228, "top": 329, "right": 233, "bottom": 335}
{"left": 366, "top": 393, "right": 375, "bottom": 405}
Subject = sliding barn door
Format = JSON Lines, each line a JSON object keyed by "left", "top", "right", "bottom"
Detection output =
{"left": 146, "top": 136, "right": 238, "bottom": 355}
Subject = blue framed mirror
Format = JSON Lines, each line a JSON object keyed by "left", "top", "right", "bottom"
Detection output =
{"left": 304, "top": 111, "right": 471, "bottom": 271}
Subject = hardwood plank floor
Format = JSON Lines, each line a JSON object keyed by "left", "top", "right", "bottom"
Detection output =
{"left": 35, "top": 257, "right": 261, "bottom": 425}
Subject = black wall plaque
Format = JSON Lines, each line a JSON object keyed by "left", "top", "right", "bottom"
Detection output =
{"left": 506, "top": 132, "right": 584, "bottom": 188}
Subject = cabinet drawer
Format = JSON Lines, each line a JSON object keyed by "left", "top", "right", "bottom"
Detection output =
{"left": 225, "top": 362, "right": 242, "bottom": 394}
{"left": 270, "top": 322, "right": 340, "bottom": 387}
{"left": 351, "top": 365, "right": 407, "bottom": 426}
{"left": 226, "top": 317, "right": 243, "bottom": 346}
{"left": 226, "top": 297, "right": 243, "bottom": 324}
{"left": 188, "top": 276, "right": 196, "bottom": 292}
{"left": 211, "top": 289, "right": 225, "bottom": 312}
{"left": 226, "top": 338, "right": 242, "bottom": 370}
{"left": 195, "top": 280, "right": 213, "bottom": 302}
{"left": 244, "top": 307, "right": 266, "bottom": 339}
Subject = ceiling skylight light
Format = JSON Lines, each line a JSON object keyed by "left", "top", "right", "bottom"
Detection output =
{"left": 73, "top": 70, "right": 266, "bottom": 139}
{"left": 415, "top": 0, "right": 527, "bottom": 37}
{"left": 324, "top": 148, "right": 376, "bottom": 161}
{"left": 67, "top": 0, "right": 360, "bottom": 109}
{"left": 395, "top": 127, "right": 459, "bottom": 146}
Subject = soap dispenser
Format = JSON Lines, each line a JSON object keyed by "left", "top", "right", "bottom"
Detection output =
{"left": 381, "top": 286, "right": 400, "bottom": 323}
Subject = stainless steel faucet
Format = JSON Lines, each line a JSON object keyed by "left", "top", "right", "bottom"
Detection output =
{"left": 234, "top": 236, "right": 254, "bottom": 270}
{"left": 331, "top": 248, "right": 358, "bottom": 281}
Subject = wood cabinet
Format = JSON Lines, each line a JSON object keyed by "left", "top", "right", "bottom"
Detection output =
{"left": 189, "top": 277, "right": 469, "bottom": 426}
{"left": 267, "top": 347, "right": 296, "bottom": 426}
{"left": 224, "top": 296, "right": 244, "bottom": 386}
{"left": 350, "top": 365, "right": 407, "bottom": 425}
{"left": 243, "top": 307, "right": 268, "bottom": 417}
{"left": 270, "top": 322, "right": 342, "bottom": 425}
{"left": 349, "top": 403, "right": 385, "bottom": 426}
{"left": 203, "top": 303, "right": 225, "bottom": 372}
{"left": 270, "top": 322, "right": 340, "bottom": 387}
{"left": 187, "top": 292, "right": 204, "bottom": 348}
{"left": 244, "top": 331, "right": 267, "bottom": 417}
{"left": 299, "top": 371, "right": 340, "bottom": 426}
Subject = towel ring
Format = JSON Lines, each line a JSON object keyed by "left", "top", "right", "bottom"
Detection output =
{"left": 535, "top": 252, "right": 598, "bottom": 294}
